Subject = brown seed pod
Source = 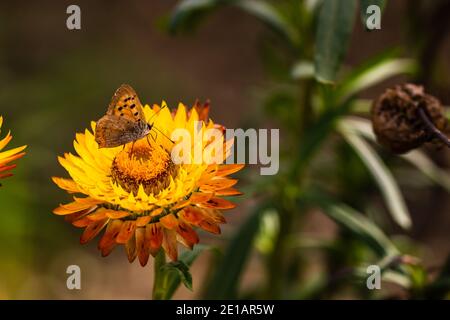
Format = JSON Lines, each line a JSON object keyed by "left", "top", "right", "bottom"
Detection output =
{"left": 371, "top": 83, "right": 448, "bottom": 154}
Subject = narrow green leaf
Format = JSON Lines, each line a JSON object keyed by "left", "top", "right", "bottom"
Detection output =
{"left": 235, "top": 0, "right": 295, "bottom": 44}
{"left": 401, "top": 151, "right": 450, "bottom": 192}
{"left": 314, "top": 0, "right": 357, "bottom": 83}
{"left": 204, "top": 204, "right": 267, "bottom": 299}
{"left": 319, "top": 201, "right": 399, "bottom": 257}
{"left": 337, "top": 56, "right": 416, "bottom": 103}
{"left": 338, "top": 121, "right": 412, "bottom": 229}
{"left": 169, "top": 0, "right": 228, "bottom": 33}
{"left": 169, "top": 0, "right": 295, "bottom": 45}
{"left": 342, "top": 116, "right": 450, "bottom": 193}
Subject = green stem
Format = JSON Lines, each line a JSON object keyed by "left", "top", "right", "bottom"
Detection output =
{"left": 152, "top": 249, "right": 166, "bottom": 300}
{"left": 265, "top": 205, "right": 294, "bottom": 298}
{"left": 264, "top": 78, "right": 314, "bottom": 298}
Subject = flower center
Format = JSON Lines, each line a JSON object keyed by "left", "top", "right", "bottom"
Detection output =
{"left": 111, "top": 139, "right": 177, "bottom": 195}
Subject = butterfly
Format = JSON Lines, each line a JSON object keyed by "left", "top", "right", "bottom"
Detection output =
{"left": 95, "top": 84, "right": 154, "bottom": 149}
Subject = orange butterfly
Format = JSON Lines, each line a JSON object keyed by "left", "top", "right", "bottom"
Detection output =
{"left": 95, "top": 84, "right": 152, "bottom": 148}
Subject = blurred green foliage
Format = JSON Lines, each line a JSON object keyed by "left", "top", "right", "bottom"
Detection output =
{"left": 165, "top": 0, "right": 450, "bottom": 299}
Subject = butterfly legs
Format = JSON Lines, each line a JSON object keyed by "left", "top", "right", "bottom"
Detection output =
{"left": 146, "top": 130, "right": 158, "bottom": 147}
{"left": 128, "top": 141, "right": 136, "bottom": 159}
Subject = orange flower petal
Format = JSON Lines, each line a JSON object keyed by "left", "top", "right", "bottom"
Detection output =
{"left": 160, "top": 213, "right": 179, "bottom": 229}
{"left": 197, "top": 197, "right": 236, "bottom": 210}
{"left": 179, "top": 206, "right": 205, "bottom": 225}
{"left": 86, "top": 209, "right": 108, "bottom": 221}
{"left": 136, "top": 227, "right": 150, "bottom": 266}
{"left": 202, "top": 209, "right": 226, "bottom": 224}
{"left": 136, "top": 215, "right": 152, "bottom": 227}
{"left": 125, "top": 233, "right": 137, "bottom": 263}
{"left": 150, "top": 208, "right": 164, "bottom": 216}
{"left": 215, "top": 164, "right": 245, "bottom": 177}
{"left": 0, "top": 172, "right": 13, "bottom": 179}
{"left": 177, "top": 222, "right": 199, "bottom": 249}
{"left": 80, "top": 219, "right": 108, "bottom": 244}
{"left": 104, "top": 209, "right": 130, "bottom": 219}
{"left": 199, "top": 178, "right": 238, "bottom": 192}
{"left": 146, "top": 223, "right": 163, "bottom": 256}
{"left": 72, "top": 217, "right": 92, "bottom": 228}
{"left": 172, "top": 199, "right": 191, "bottom": 210}
{"left": 98, "top": 220, "right": 122, "bottom": 257}
{"left": 0, "top": 152, "right": 26, "bottom": 167}
{"left": 193, "top": 100, "right": 210, "bottom": 122}
{"left": 0, "top": 164, "right": 16, "bottom": 173}
{"left": 54, "top": 201, "right": 97, "bottom": 215}
{"left": 189, "top": 192, "right": 213, "bottom": 204}
{"left": 64, "top": 208, "right": 94, "bottom": 224}
{"left": 116, "top": 220, "right": 136, "bottom": 244}
{"left": 162, "top": 229, "right": 178, "bottom": 261}
{"left": 214, "top": 187, "right": 243, "bottom": 196}
{"left": 74, "top": 197, "right": 104, "bottom": 206}
{"left": 199, "top": 220, "right": 221, "bottom": 234}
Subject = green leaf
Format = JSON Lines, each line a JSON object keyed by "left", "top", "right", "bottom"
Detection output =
{"left": 318, "top": 201, "right": 399, "bottom": 257}
{"left": 204, "top": 204, "right": 267, "bottom": 299}
{"left": 342, "top": 116, "right": 450, "bottom": 193}
{"left": 153, "top": 245, "right": 208, "bottom": 300}
{"left": 337, "top": 51, "right": 416, "bottom": 103}
{"left": 235, "top": 0, "right": 295, "bottom": 44}
{"left": 169, "top": 0, "right": 225, "bottom": 33}
{"left": 161, "top": 261, "right": 193, "bottom": 291}
{"left": 360, "top": 0, "right": 386, "bottom": 28}
{"left": 401, "top": 151, "right": 450, "bottom": 193}
{"left": 169, "top": 0, "right": 295, "bottom": 44}
{"left": 338, "top": 120, "right": 412, "bottom": 229}
{"left": 314, "top": 0, "right": 357, "bottom": 83}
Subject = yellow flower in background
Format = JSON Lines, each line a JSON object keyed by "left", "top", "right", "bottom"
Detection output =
{"left": 53, "top": 101, "right": 244, "bottom": 266}
{"left": 0, "top": 116, "right": 26, "bottom": 185}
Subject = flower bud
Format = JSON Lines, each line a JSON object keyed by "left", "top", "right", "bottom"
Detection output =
{"left": 372, "top": 83, "right": 447, "bottom": 154}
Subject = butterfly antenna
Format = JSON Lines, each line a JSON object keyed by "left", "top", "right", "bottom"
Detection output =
{"left": 152, "top": 126, "right": 175, "bottom": 144}
{"left": 147, "top": 104, "right": 167, "bottom": 123}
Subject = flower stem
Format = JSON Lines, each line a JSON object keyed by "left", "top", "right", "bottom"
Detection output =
{"left": 418, "top": 107, "right": 450, "bottom": 148}
{"left": 152, "top": 249, "right": 166, "bottom": 300}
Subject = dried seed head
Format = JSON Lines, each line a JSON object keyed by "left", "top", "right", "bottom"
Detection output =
{"left": 371, "top": 83, "right": 448, "bottom": 154}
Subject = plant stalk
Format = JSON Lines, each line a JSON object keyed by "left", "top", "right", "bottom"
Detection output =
{"left": 152, "top": 249, "right": 166, "bottom": 300}
{"left": 418, "top": 107, "right": 450, "bottom": 148}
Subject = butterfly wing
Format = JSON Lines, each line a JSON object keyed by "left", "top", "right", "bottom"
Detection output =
{"left": 95, "top": 115, "right": 147, "bottom": 148}
{"left": 107, "top": 84, "right": 146, "bottom": 124}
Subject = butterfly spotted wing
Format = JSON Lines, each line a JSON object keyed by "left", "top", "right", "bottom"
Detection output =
{"left": 107, "top": 84, "right": 146, "bottom": 122}
{"left": 95, "top": 84, "right": 150, "bottom": 148}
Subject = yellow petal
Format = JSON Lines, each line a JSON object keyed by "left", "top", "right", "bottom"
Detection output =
{"left": 52, "top": 177, "right": 81, "bottom": 194}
